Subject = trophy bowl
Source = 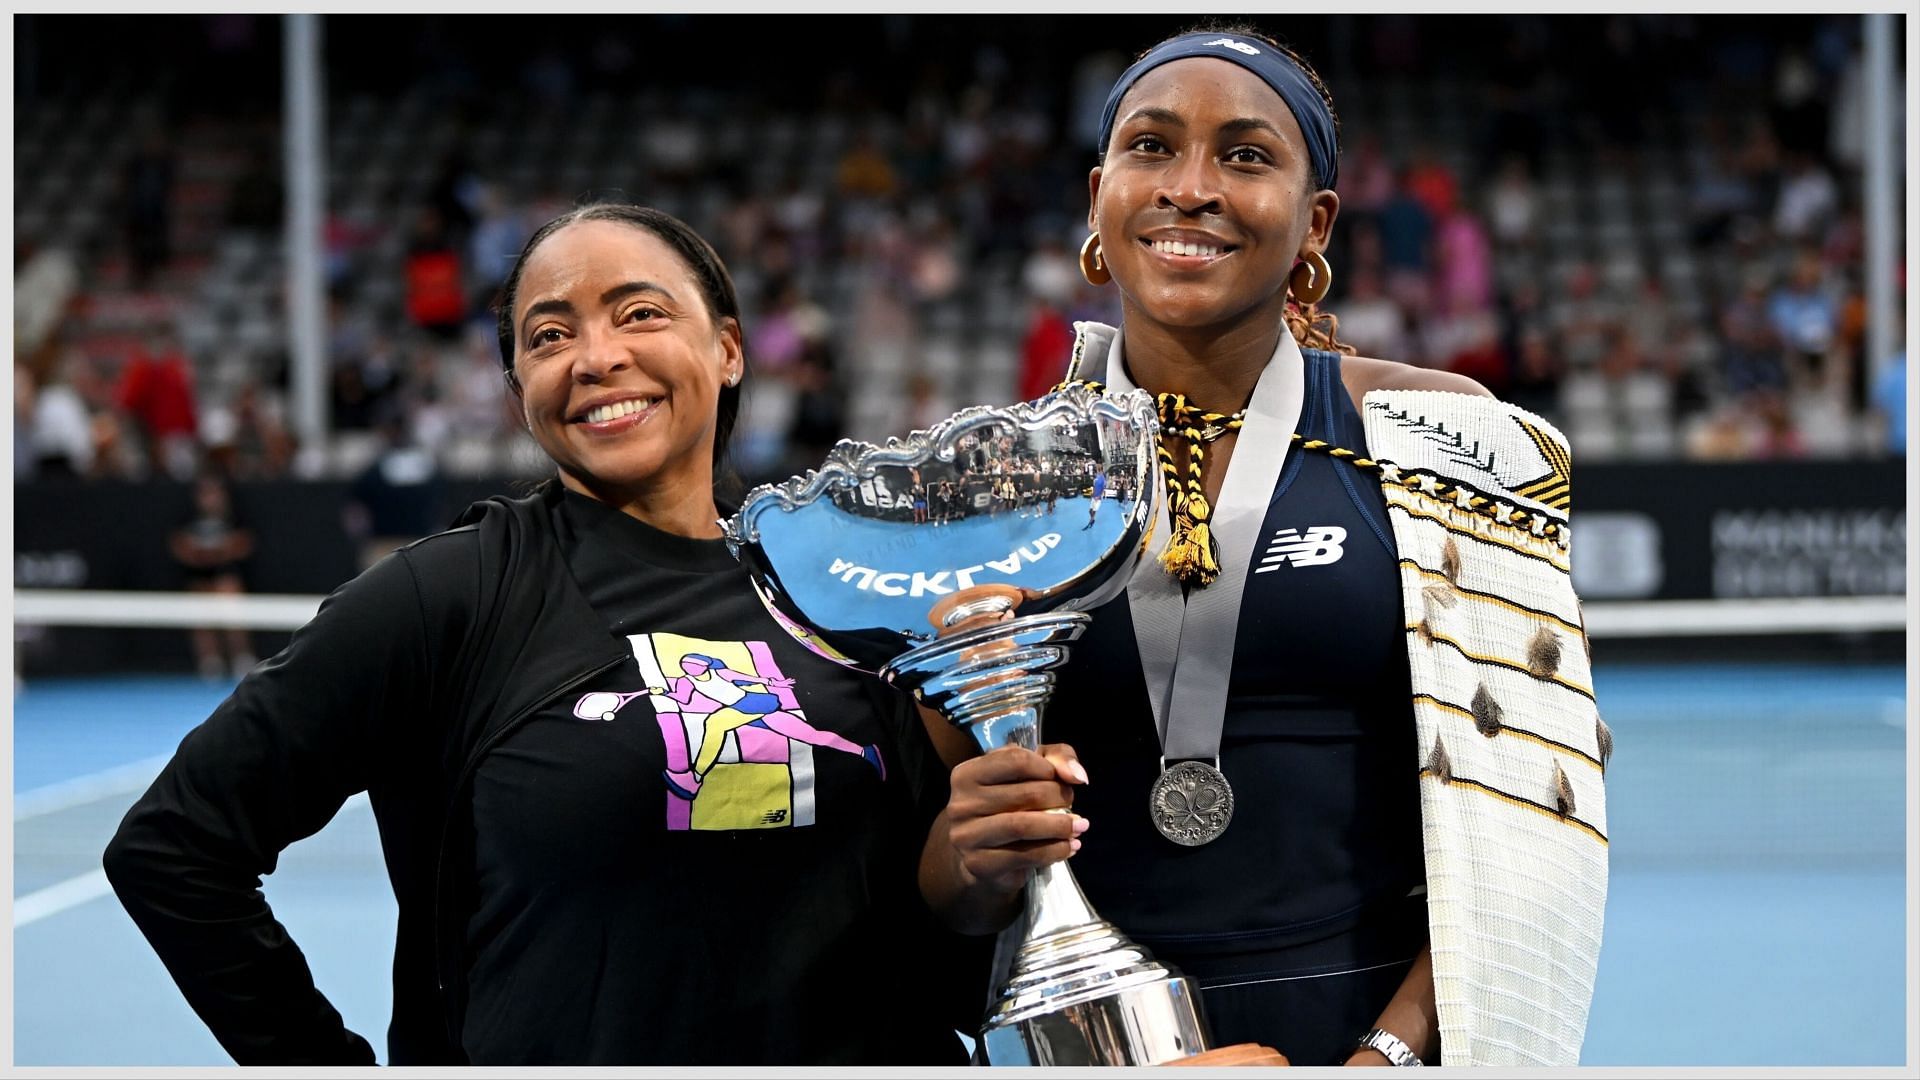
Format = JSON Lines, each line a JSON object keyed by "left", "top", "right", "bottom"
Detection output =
{"left": 723, "top": 383, "right": 1214, "bottom": 1065}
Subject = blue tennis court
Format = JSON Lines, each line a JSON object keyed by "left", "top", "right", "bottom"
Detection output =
{"left": 11, "top": 661, "right": 1907, "bottom": 1065}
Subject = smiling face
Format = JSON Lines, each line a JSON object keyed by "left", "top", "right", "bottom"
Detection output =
{"left": 509, "top": 219, "right": 743, "bottom": 508}
{"left": 1090, "top": 57, "right": 1339, "bottom": 334}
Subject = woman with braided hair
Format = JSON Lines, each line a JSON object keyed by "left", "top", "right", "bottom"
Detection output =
{"left": 929, "top": 25, "right": 1610, "bottom": 1067}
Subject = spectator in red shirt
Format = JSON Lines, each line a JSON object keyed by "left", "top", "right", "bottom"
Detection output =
{"left": 1017, "top": 298, "right": 1075, "bottom": 403}
{"left": 115, "top": 326, "right": 200, "bottom": 480}
{"left": 405, "top": 206, "right": 467, "bottom": 341}
{"left": 1401, "top": 144, "right": 1459, "bottom": 222}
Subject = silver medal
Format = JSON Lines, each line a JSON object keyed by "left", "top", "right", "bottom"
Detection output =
{"left": 1148, "top": 759, "right": 1234, "bottom": 846}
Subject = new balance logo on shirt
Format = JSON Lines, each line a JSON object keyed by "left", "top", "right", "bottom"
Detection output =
{"left": 1255, "top": 525, "right": 1347, "bottom": 572}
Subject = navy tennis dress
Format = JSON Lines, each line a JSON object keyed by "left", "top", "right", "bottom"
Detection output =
{"left": 1048, "top": 349, "right": 1428, "bottom": 1067}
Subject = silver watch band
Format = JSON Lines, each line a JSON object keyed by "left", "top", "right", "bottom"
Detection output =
{"left": 1355, "top": 1027, "right": 1425, "bottom": 1066}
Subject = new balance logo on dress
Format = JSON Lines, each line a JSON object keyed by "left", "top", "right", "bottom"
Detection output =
{"left": 1255, "top": 525, "right": 1347, "bottom": 572}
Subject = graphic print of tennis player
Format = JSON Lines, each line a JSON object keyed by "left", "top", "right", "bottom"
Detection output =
{"left": 658, "top": 650, "right": 885, "bottom": 794}
{"left": 575, "top": 634, "right": 884, "bottom": 831}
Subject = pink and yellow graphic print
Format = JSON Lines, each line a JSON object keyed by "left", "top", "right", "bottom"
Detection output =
{"left": 611, "top": 633, "right": 885, "bottom": 831}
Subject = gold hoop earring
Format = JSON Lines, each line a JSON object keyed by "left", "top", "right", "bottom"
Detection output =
{"left": 1289, "top": 251, "right": 1332, "bottom": 306}
{"left": 1079, "top": 232, "right": 1111, "bottom": 287}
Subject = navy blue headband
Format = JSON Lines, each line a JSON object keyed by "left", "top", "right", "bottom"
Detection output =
{"left": 1097, "top": 32, "right": 1338, "bottom": 191}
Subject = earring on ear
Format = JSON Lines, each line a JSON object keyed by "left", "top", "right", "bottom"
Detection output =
{"left": 1079, "top": 232, "right": 1111, "bottom": 287}
{"left": 1288, "top": 251, "right": 1333, "bottom": 306}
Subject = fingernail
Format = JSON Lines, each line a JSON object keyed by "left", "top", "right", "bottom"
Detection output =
{"left": 1072, "top": 815, "right": 1091, "bottom": 835}
{"left": 1069, "top": 838, "right": 1083, "bottom": 854}
{"left": 1068, "top": 761, "right": 1090, "bottom": 785}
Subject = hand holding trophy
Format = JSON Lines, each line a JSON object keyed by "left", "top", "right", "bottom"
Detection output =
{"left": 724, "top": 384, "right": 1217, "bottom": 1065}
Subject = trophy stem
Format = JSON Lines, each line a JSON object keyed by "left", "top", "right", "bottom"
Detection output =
{"left": 1026, "top": 859, "right": 1100, "bottom": 941}
{"left": 880, "top": 612, "right": 1091, "bottom": 745}
{"left": 879, "top": 612, "right": 1212, "bottom": 1065}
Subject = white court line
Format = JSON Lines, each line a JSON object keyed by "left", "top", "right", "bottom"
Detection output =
{"left": 14, "top": 754, "right": 174, "bottom": 821}
{"left": 14, "top": 870, "right": 114, "bottom": 928}
{"left": 13, "top": 757, "right": 177, "bottom": 928}
{"left": 14, "top": 780, "right": 373, "bottom": 927}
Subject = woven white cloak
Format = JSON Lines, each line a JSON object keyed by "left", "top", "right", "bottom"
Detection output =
{"left": 1360, "top": 390, "right": 1608, "bottom": 1066}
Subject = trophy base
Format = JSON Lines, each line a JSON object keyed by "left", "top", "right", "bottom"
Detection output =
{"left": 980, "top": 974, "right": 1210, "bottom": 1066}
{"left": 979, "top": 910, "right": 1211, "bottom": 1066}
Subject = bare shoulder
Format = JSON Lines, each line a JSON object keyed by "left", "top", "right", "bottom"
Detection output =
{"left": 1339, "top": 354, "right": 1496, "bottom": 410}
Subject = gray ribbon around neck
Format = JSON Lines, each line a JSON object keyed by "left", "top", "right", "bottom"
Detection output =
{"left": 1102, "top": 329, "right": 1305, "bottom": 763}
{"left": 978, "top": 324, "right": 1308, "bottom": 1006}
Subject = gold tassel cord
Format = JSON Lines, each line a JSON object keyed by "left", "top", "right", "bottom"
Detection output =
{"left": 1155, "top": 400, "right": 1243, "bottom": 587}
{"left": 1053, "top": 377, "right": 1247, "bottom": 588}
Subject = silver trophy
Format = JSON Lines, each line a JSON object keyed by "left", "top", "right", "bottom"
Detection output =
{"left": 723, "top": 384, "right": 1212, "bottom": 1065}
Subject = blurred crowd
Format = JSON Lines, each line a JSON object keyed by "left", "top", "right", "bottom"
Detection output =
{"left": 13, "top": 14, "right": 1908, "bottom": 495}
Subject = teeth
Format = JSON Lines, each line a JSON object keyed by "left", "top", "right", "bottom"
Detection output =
{"left": 1153, "top": 239, "right": 1223, "bottom": 258}
{"left": 585, "top": 399, "right": 654, "bottom": 424}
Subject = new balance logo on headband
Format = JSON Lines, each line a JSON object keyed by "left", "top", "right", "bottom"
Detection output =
{"left": 1097, "top": 31, "right": 1337, "bottom": 188}
{"left": 1203, "top": 37, "right": 1262, "bottom": 56}
{"left": 1255, "top": 525, "right": 1347, "bottom": 572}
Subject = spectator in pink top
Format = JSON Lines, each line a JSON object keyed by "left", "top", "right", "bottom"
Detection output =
{"left": 1433, "top": 209, "right": 1494, "bottom": 316}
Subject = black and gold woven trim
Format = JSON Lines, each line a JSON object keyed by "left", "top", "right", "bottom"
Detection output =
{"left": 1050, "top": 377, "right": 1569, "bottom": 560}
{"left": 1290, "top": 434, "right": 1568, "bottom": 548}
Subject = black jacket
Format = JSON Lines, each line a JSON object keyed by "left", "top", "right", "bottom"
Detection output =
{"left": 104, "top": 487, "right": 644, "bottom": 1064}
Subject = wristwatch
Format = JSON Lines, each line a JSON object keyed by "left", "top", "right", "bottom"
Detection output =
{"left": 1353, "top": 1027, "right": 1425, "bottom": 1066}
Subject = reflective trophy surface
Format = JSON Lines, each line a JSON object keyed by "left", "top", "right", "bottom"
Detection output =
{"left": 723, "top": 384, "right": 1212, "bottom": 1065}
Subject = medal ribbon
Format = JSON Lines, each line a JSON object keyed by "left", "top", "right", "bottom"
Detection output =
{"left": 1100, "top": 329, "right": 1306, "bottom": 764}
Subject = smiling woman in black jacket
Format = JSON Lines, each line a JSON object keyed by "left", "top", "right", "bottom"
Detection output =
{"left": 103, "top": 202, "right": 983, "bottom": 1066}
